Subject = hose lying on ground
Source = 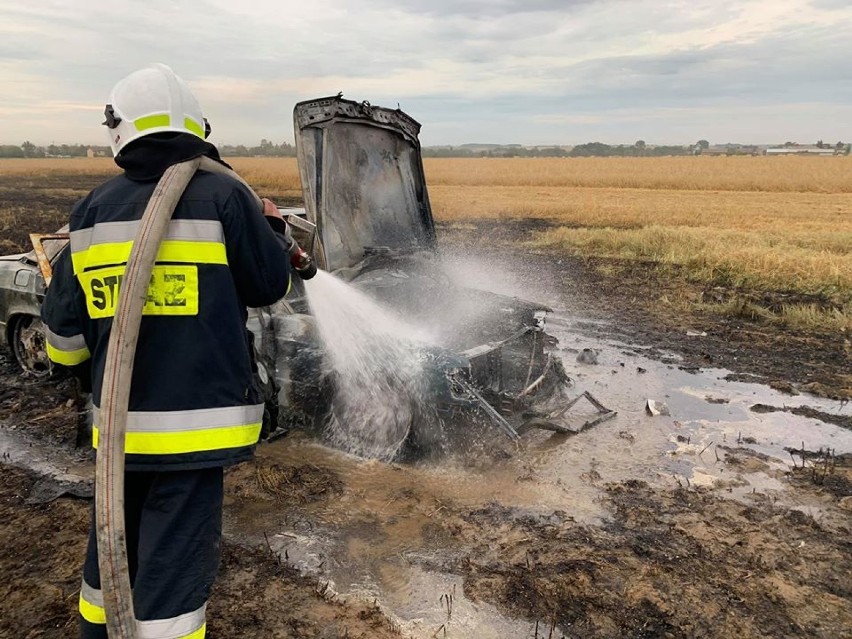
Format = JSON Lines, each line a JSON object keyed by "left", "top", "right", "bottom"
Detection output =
{"left": 96, "top": 156, "right": 285, "bottom": 638}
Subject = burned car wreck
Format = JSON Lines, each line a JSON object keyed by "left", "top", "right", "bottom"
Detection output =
{"left": 249, "top": 96, "right": 615, "bottom": 459}
{"left": 1, "top": 95, "right": 614, "bottom": 460}
{"left": 0, "top": 232, "right": 68, "bottom": 376}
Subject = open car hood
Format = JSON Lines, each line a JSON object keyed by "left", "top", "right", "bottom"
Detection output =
{"left": 293, "top": 95, "right": 436, "bottom": 272}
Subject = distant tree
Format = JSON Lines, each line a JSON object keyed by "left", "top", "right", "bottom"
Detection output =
{"left": 567, "top": 142, "right": 690, "bottom": 158}
{"left": 650, "top": 145, "right": 691, "bottom": 157}
{"left": 836, "top": 141, "right": 845, "bottom": 151}
{"left": 816, "top": 139, "right": 824, "bottom": 149}
{"left": 569, "top": 142, "right": 614, "bottom": 157}
{"left": 635, "top": 140, "right": 646, "bottom": 149}
{"left": 0, "top": 145, "right": 24, "bottom": 158}
{"left": 21, "top": 141, "right": 42, "bottom": 158}
{"left": 217, "top": 139, "right": 297, "bottom": 157}
{"left": 697, "top": 139, "right": 710, "bottom": 150}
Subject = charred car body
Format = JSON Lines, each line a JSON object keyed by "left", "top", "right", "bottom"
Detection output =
{"left": 252, "top": 96, "right": 613, "bottom": 457}
{"left": 0, "top": 233, "right": 67, "bottom": 376}
{"left": 1, "top": 96, "right": 614, "bottom": 459}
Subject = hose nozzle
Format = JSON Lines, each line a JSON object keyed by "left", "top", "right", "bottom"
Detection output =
{"left": 289, "top": 244, "right": 317, "bottom": 280}
{"left": 280, "top": 212, "right": 318, "bottom": 280}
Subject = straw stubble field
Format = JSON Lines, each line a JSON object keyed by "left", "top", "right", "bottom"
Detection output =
{"left": 417, "top": 155, "right": 850, "bottom": 397}
{"left": 423, "top": 157, "right": 852, "bottom": 331}
{"left": 1, "top": 155, "right": 850, "bottom": 330}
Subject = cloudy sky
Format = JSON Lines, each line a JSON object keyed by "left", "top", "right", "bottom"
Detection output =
{"left": 2, "top": 0, "right": 851, "bottom": 146}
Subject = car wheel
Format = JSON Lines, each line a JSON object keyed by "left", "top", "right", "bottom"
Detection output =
{"left": 10, "top": 315, "right": 53, "bottom": 377}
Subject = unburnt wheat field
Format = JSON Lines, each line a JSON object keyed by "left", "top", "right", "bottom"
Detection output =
{"left": 1, "top": 155, "right": 850, "bottom": 330}
{"left": 424, "top": 157, "right": 852, "bottom": 331}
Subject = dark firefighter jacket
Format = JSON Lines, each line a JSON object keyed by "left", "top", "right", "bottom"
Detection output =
{"left": 41, "top": 134, "right": 291, "bottom": 471}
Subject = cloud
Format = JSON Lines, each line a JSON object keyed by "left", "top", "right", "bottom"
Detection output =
{"left": 1, "top": 0, "right": 851, "bottom": 145}
{"left": 370, "top": 0, "right": 594, "bottom": 17}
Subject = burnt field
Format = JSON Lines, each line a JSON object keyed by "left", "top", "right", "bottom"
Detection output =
{"left": 0, "top": 161, "right": 851, "bottom": 638}
{"left": 2, "top": 351, "right": 851, "bottom": 638}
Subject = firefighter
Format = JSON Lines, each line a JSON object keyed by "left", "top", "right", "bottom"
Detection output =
{"left": 41, "top": 63, "right": 292, "bottom": 638}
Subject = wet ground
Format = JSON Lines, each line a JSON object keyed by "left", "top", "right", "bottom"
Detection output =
{"left": 0, "top": 182, "right": 850, "bottom": 637}
{"left": 0, "top": 462, "right": 402, "bottom": 639}
{"left": 438, "top": 218, "right": 851, "bottom": 401}
{"left": 220, "top": 235, "right": 852, "bottom": 638}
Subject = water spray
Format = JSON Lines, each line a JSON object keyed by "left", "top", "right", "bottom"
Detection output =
{"left": 302, "top": 270, "right": 438, "bottom": 460}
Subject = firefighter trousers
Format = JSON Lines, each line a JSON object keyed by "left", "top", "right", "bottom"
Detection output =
{"left": 79, "top": 467, "right": 223, "bottom": 639}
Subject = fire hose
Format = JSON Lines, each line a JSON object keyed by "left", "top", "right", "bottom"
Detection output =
{"left": 95, "top": 156, "right": 315, "bottom": 637}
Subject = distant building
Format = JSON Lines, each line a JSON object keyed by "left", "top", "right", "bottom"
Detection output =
{"left": 701, "top": 144, "right": 762, "bottom": 156}
{"left": 765, "top": 145, "right": 838, "bottom": 156}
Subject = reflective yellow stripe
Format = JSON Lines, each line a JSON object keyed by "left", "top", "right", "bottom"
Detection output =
{"left": 184, "top": 117, "right": 204, "bottom": 138}
{"left": 71, "top": 220, "right": 225, "bottom": 256}
{"left": 79, "top": 592, "right": 106, "bottom": 624}
{"left": 137, "top": 604, "right": 206, "bottom": 638}
{"left": 93, "top": 423, "right": 261, "bottom": 455}
{"left": 72, "top": 240, "right": 227, "bottom": 274}
{"left": 79, "top": 603, "right": 207, "bottom": 638}
{"left": 183, "top": 624, "right": 206, "bottom": 639}
{"left": 45, "top": 327, "right": 86, "bottom": 351}
{"left": 46, "top": 341, "right": 91, "bottom": 366}
{"left": 152, "top": 240, "right": 227, "bottom": 264}
{"left": 132, "top": 114, "right": 203, "bottom": 138}
{"left": 72, "top": 241, "right": 128, "bottom": 272}
{"left": 92, "top": 404, "right": 263, "bottom": 432}
{"left": 134, "top": 113, "right": 170, "bottom": 131}
{"left": 80, "top": 581, "right": 207, "bottom": 636}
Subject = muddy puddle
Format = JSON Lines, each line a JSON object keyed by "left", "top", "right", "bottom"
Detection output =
{"left": 0, "top": 420, "right": 90, "bottom": 481}
{"left": 225, "top": 435, "right": 554, "bottom": 637}
{"left": 222, "top": 306, "right": 851, "bottom": 637}
{"left": 540, "top": 313, "right": 851, "bottom": 514}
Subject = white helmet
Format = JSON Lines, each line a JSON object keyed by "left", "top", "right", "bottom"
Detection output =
{"left": 103, "top": 63, "right": 208, "bottom": 156}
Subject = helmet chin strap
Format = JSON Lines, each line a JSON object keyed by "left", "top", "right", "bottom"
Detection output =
{"left": 103, "top": 105, "right": 122, "bottom": 129}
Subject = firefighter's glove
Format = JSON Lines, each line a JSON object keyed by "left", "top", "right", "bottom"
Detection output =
{"left": 261, "top": 198, "right": 295, "bottom": 251}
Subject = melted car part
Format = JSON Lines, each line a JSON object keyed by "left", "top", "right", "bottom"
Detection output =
{"left": 12, "top": 315, "right": 52, "bottom": 377}
{"left": 29, "top": 233, "right": 69, "bottom": 287}
{"left": 294, "top": 95, "right": 436, "bottom": 272}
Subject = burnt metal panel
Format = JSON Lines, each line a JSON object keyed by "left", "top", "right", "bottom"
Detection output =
{"left": 29, "top": 233, "right": 69, "bottom": 287}
{"left": 293, "top": 95, "right": 436, "bottom": 272}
